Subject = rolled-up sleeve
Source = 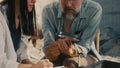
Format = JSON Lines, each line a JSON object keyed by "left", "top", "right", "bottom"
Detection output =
{"left": 76, "top": 3, "right": 102, "bottom": 56}
{"left": 16, "top": 34, "right": 30, "bottom": 62}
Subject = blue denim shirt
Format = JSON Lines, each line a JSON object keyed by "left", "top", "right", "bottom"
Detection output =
{"left": 42, "top": 0, "right": 102, "bottom": 55}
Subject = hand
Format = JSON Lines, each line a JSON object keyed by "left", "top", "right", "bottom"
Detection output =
{"left": 68, "top": 45, "right": 78, "bottom": 57}
{"left": 56, "top": 38, "right": 78, "bottom": 57}
{"left": 56, "top": 38, "right": 71, "bottom": 54}
{"left": 44, "top": 41, "right": 61, "bottom": 61}
{"left": 31, "top": 59, "right": 53, "bottom": 68}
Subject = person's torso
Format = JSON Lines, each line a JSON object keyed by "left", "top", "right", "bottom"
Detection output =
{"left": 44, "top": 0, "right": 101, "bottom": 39}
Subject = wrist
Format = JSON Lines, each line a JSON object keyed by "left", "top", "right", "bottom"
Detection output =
{"left": 18, "top": 64, "right": 32, "bottom": 68}
{"left": 21, "top": 59, "right": 34, "bottom": 64}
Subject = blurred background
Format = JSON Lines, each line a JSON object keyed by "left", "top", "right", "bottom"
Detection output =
{"left": 93, "top": 0, "right": 120, "bottom": 57}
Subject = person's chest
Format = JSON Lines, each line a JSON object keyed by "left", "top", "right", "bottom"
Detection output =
{"left": 55, "top": 17, "right": 87, "bottom": 35}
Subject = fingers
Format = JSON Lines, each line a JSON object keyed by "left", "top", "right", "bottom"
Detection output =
{"left": 58, "top": 38, "right": 78, "bottom": 56}
{"left": 44, "top": 59, "right": 53, "bottom": 67}
{"left": 49, "top": 42, "right": 61, "bottom": 60}
{"left": 57, "top": 39, "right": 69, "bottom": 52}
{"left": 38, "top": 59, "right": 53, "bottom": 68}
{"left": 64, "top": 38, "right": 72, "bottom": 46}
{"left": 57, "top": 39, "right": 73, "bottom": 55}
{"left": 44, "top": 59, "right": 49, "bottom": 62}
{"left": 61, "top": 39, "right": 69, "bottom": 50}
{"left": 44, "top": 43, "right": 60, "bottom": 61}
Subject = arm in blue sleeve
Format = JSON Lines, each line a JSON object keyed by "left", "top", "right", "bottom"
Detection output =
{"left": 75, "top": 5, "right": 102, "bottom": 56}
{"left": 42, "top": 6, "right": 57, "bottom": 50}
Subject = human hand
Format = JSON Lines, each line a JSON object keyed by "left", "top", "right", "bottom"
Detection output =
{"left": 31, "top": 59, "right": 53, "bottom": 68}
{"left": 44, "top": 41, "right": 61, "bottom": 61}
{"left": 56, "top": 38, "right": 79, "bottom": 57}
{"left": 56, "top": 38, "right": 72, "bottom": 54}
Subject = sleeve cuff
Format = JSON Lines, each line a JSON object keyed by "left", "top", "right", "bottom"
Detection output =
{"left": 20, "top": 52, "right": 29, "bottom": 61}
{"left": 74, "top": 43, "right": 89, "bottom": 57}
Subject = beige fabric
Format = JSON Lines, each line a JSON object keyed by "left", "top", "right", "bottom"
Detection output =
{"left": 63, "top": 55, "right": 98, "bottom": 68}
